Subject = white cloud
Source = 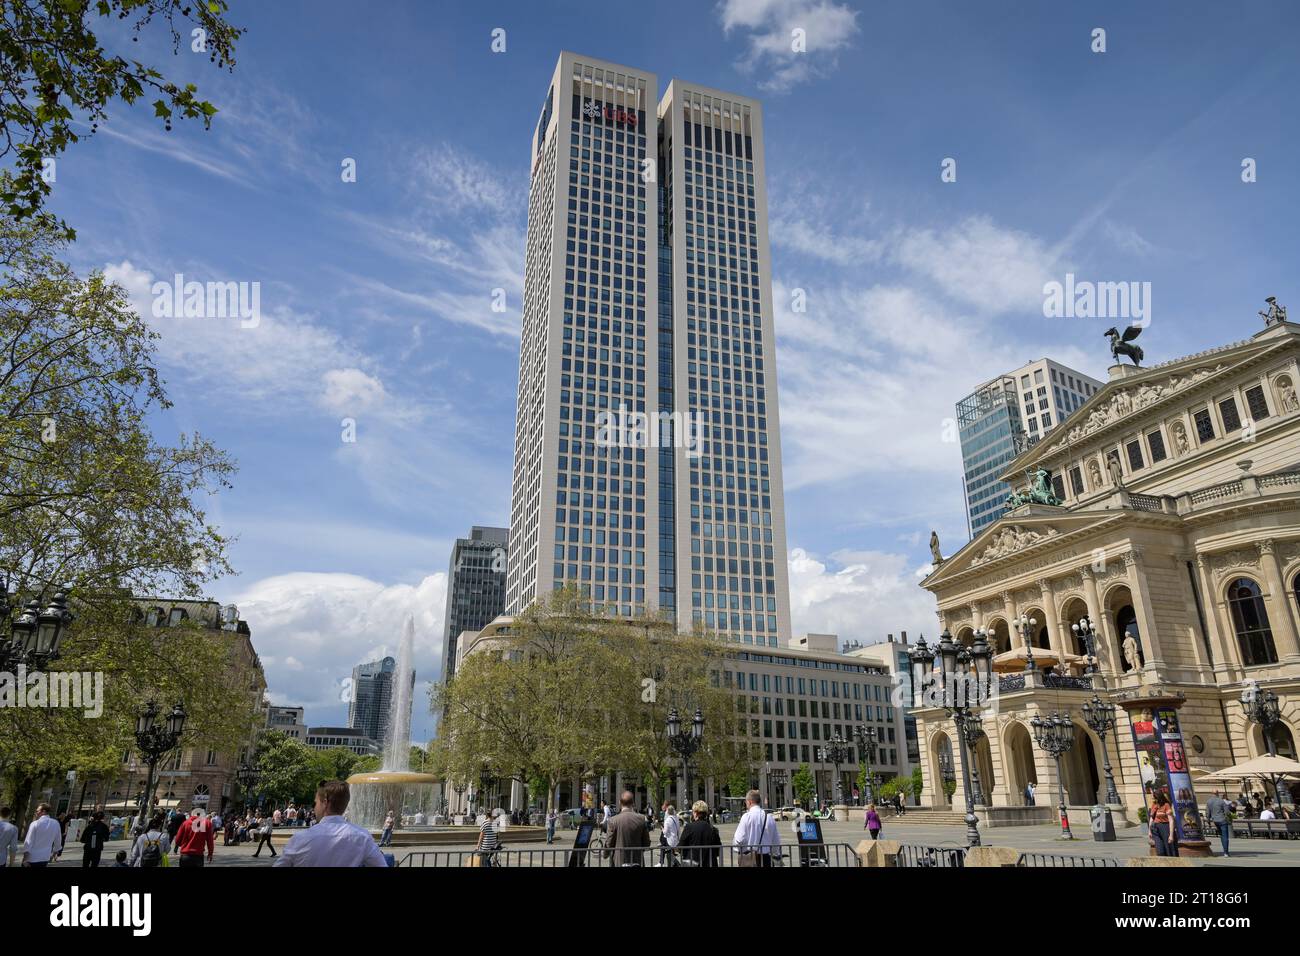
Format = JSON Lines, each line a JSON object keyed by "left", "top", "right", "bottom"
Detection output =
{"left": 321, "top": 368, "right": 388, "bottom": 415}
{"left": 787, "top": 547, "right": 937, "bottom": 643}
{"left": 232, "top": 571, "right": 448, "bottom": 738}
{"left": 718, "top": 0, "right": 860, "bottom": 93}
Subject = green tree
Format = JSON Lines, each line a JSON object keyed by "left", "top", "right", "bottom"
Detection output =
{"left": 0, "top": 1, "right": 244, "bottom": 233}
{"left": 910, "top": 765, "right": 924, "bottom": 802}
{"left": 252, "top": 731, "right": 318, "bottom": 806}
{"left": 0, "top": 207, "right": 243, "bottom": 823}
{"left": 432, "top": 586, "right": 626, "bottom": 814}
{"left": 791, "top": 764, "right": 814, "bottom": 807}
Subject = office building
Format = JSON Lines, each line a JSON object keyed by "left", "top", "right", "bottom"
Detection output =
{"left": 441, "top": 526, "right": 508, "bottom": 683}
{"left": 265, "top": 704, "right": 308, "bottom": 741}
{"left": 505, "top": 52, "right": 792, "bottom": 647}
{"left": 348, "top": 656, "right": 396, "bottom": 746}
{"left": 959, "top": 358, "right": 1103, "bottom": 537}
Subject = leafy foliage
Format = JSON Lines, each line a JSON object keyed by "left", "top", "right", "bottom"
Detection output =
{"left": 0, "top": 207, "right": 247, "bottom": 815}
{"left": 791, "top": 763, "right": 814, "bottom": 806}
{"left": 0, "top": 0, "right": 244, "bottom": 234}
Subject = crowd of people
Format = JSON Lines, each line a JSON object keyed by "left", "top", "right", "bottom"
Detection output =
{"left": 0, "top": 782, "right": 384, "bottom": 868}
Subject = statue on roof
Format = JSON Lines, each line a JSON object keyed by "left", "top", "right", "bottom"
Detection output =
{"left": 929, "top": 531, "right": 943, "bottom": 566}
{"left": 1260, "top": 296, "right": 1288, "bottom": 327}
{"left": 1104, "top": 325, "right": 1144, "bottom": 366}
{"left": 1005, "top": 467, "right": 1063, "bottom": 509}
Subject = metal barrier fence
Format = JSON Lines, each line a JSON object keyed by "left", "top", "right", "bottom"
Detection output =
{"left": 895, "top": 844, "right": 967, "bottom": 868}
{"left": 1015, "top": 851, "right": 1120, "bottom": 867}
{"left": 397, "top": 843, "right": 861, "bottom": 868}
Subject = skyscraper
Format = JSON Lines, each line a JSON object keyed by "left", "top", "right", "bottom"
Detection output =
{"left": 506, "top": 52, "right": 791, "bottom": 646}
{"left": 958, "top": 357, "right": 1103, "bottom": 536}
{"left": 348, "top": 656, "right": 396, "bottom": 745}
{"left": 441, "top": 526, "right": 508, "bottom": 683}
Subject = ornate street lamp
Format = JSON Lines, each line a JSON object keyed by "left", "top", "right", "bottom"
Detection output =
{"left": 1013, "top": 613, "right": 1039, "bottom": 672}
{"left": 236, "top": 762, "right": 260, "bottom": 810}
{"left": 855, "top": 724, "right": 878, "bottom": 804}
{"left": 1031, "top": 711, "right": 1076, "bottom": 839}
{"left": 133, "top": 700, "right": 187, "bottom": 829}
{"left": 1071, "top": 617, "right": 1099, "bottom": 675}
{"left": 1241, "top": 680, "right": 1291, "bottom": 805}
{"left": 909, "top": 631, "right": 993, "bottom": 846}
{"left": 1081, "top": 695, "right": 1122, "bottom": 805}
{"left": 0, "top": 587, "right": 74, "bottom": 672}
{"left": 820, "top": 732, "right": 852, "bottom": 807}
{"left": 666, "top": 706, "right": 704, "bottom": 807}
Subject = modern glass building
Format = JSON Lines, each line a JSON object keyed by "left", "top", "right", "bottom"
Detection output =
{"left": 441, "top": 526, "right": 508, "bottom": 684}
{"left": 348, "top": 656, "right": 395, "bottom": 746}
{"left": 958, "top": 358, "right": 1103, "bottom": 537}
{"left": 506, "top": 53, "right": 791, "bottom": 647}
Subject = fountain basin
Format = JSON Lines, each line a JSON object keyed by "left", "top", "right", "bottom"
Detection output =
{"left": 346, "top": 770, "right": 439, "bottom": 831}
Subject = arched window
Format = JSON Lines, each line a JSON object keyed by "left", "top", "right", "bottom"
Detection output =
{"left": 1293, "top": 570, "right": 1300, "bottom": 616}
{"left": 1227, "top": 578, "right": 1277, "bottom": 666}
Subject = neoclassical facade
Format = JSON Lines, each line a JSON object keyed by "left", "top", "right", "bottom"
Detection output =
{"left": 916, "top": 314, "right": 1300, "bottom": 821}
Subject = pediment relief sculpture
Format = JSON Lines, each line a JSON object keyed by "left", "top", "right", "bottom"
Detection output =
{"left": 1046, "top": 364, "right": 1227, "bottom": 454}
{"left": 969, "top": 525, "right": 1061, "bottom": 568}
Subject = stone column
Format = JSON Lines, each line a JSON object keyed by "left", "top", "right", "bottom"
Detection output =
{"left": 1080, "top": 566, "right": 1116, "bottom": 674}
{"left": 1171, "top": 553, "right": 1212, "bottom": 672}
{"left": 1002, "top": 590, "right": 1020, "bottom": 651}
{"left": 1125, "top": 549, "right": 1167, "bottom": 672}
{"left": 1039, "top": 578, "right": 1065, "bottom": 658}
{"left": 1195, "top": 553, "right": 1237, "bottom": 675}
{"left": 969, "top": 601, "right": 984, "bottom": 633}
{"left": 1259, "top": 539, "right": 1300, "bottom": 661}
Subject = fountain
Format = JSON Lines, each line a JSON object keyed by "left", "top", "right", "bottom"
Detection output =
{"left": 346, "top": 615, "right": 439, "bottom": 837}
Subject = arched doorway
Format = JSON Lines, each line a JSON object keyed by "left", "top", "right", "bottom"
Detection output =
{"left": 930, "top": 731, "right": 956, "bottom": 809}
{"left": 955, "top": 626, "right": 974, "bottom": 648}
{"left": 1062, "top": 597, "right": 1091, "bottom": 659}
{"left": 1059, "top": 724, "right": 1103, "bottom": 804}
{"left": 1004, "top": 721, "right": 1038, "bottom": 805}
{"left": 1020, "top": 606, "right": 1051, "bottom": 649}
{"left": 985, "top": 617, "right": 1010, "bottom": 654}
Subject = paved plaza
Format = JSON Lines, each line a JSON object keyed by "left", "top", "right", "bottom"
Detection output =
{"left": 42, "top": 816, "right": 1300, "bottom": 868}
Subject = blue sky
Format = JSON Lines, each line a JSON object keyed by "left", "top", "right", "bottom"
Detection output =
{"left": 43, "top": 0, "right": 1300, "bottom": 739}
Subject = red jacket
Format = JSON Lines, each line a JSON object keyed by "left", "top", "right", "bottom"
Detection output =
{"left": 174, "top": 817, "right": 215, "bottom": 858}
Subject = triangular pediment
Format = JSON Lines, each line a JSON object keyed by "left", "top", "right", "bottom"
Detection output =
{"left": 1001, "top": 326, "right": 1298, "bottom": 480}
{"left": 923, "top": 510, "right": 1124, "bottom": 587}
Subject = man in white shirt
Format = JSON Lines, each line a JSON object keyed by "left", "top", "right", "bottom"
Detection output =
{"left": 274, "top": 781, "right": 388, "bottom": 867}
{"left": 22, "top": 802, "right": 63, "bottom": 867}
{"left": 0, "top": 806, "right": 19, "bottom": 866}
{"left": 733, "top": 789, "right": 780, "bottom": 866}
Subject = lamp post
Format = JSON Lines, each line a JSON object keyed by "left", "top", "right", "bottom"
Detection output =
{"left": 1240, "top": 680, "right": 1291, "bottom": 805}
{"left": 821, "top": 732, "right": 852, "bottom": 808}
{"left": 1031, "top": 711, "right": 1076, "bottom": 839}
{"left": 1071, "top": 617, "right": 1100, "bottom": 675}
{"left": 235, "top": 763, "right": 260, "bottom": 812}
{"left": 1013, "top": 613, "right": 1039, "bottom": 672}
{"left": 1081, "top": 695, "right": 1122, "bottom": 805}
{"left": 855, "top": 724, "right": 878, "bottom": 804}
{"left": 666, "top": 706, "right": 704, "bottom": 807}
{"left": 0, "top": 588, "right": 74, "bottom": 672}
{"left": 453, "top": 781, "right": 466, "bottom": 817}
{"left": 133, "top": 700, "right": 187, "bottom": 829}
{"left": 909, "top": 630, "right": 993, "bottom": 846}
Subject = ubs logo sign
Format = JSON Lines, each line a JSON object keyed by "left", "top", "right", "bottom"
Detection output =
{"left": 582, "top": 99, "right": 637, "bottom": 128}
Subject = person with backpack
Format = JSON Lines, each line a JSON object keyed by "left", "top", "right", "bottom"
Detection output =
{"left": 173, "top": 808, "right": 216, "bottom": 867}
{"left": 80, "top": 811, "right": 111, "bottom": 867}
{"left": 130, "top": 814, "right": 171, "bottom": 868}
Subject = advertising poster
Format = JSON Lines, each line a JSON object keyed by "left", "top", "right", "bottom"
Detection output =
{"left": 1156, "top": 708, "right": 1205, "bottom": 843}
